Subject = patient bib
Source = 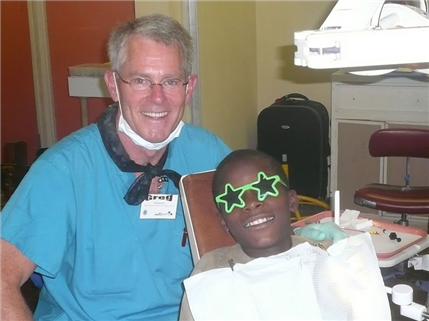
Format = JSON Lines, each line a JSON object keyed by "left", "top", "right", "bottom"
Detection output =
{"left": 184, "top": 233, "right": 391, "bottom": 320}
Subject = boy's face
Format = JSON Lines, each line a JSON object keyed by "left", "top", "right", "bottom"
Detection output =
{"left": 216, "top": 162, "right": 298, "bottom": 258}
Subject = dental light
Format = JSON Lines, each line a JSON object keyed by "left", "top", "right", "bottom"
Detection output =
{"left": 294, "top": 0, "right": 429, "bottom": 75}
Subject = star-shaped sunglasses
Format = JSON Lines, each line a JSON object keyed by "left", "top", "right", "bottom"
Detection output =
{"left": 215, "top": 171, "right": 288, "bottom": 214}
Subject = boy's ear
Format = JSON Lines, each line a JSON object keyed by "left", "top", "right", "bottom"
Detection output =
{"left": 216, "top": 212, "right": 229, "bottom": 233}
{"left": 288, "top": 190, "right": 299, "bottom": 213}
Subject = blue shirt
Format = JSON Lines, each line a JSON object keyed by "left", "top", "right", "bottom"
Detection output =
{"left": 1, "top": 123, "right": 230, "bottom": 320}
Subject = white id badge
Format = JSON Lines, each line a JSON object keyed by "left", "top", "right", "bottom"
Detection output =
{"left": 140, "top": 194, "right": 178, "bottom": 219}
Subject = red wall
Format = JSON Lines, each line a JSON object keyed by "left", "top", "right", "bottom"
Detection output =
{"left": 1, "top": 1, "right": 134, "bottom": 163}
{"left": 46, "top": 1, "right": 135, "bottom": 140}
{"left": 1, "top": 1, "right": 39, "bottom": 163}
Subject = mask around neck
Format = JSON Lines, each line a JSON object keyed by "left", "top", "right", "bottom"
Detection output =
{"left": 113, "top": 72, "right": 184, "bottom": 151}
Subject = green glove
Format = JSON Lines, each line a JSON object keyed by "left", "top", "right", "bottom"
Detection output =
{"left": 293, "top": 222, "right": 348, "bottom": 243}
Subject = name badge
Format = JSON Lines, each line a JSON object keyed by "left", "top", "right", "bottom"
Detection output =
{"left": 140, "top": 194, "right": 178, "bottom": 219}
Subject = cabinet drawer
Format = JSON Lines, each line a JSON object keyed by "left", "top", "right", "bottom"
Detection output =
{"left": 333, "top": 84, "right": 429, "bottom": 122}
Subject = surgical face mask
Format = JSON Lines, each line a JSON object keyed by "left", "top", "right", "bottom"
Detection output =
{"left": 113, "top": 72, "right": 184, "bottom": 150}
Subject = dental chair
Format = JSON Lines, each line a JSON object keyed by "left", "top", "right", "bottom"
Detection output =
{"left": 179, "top": 169, "right": 330, "bottom": 264}
{"left": 354, "top": 128, "right": 429, "bottom": 226}
{"left": 179, "top": 170, "right": 235, "bottom": 264}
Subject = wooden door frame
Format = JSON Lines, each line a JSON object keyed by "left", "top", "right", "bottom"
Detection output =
{"left": 181, "top": 0, "right": 201, "bottom": 126}
{"left": 27, "top": 0, "right": 57, "bottom": 147}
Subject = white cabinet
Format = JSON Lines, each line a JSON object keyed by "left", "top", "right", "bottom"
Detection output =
{"left": 330, "top": 71, "right": 429, "bottom": 222}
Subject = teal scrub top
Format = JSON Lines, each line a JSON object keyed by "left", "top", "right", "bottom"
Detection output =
{"left": 1, "top": 122, "right": 231, "bottom": 320}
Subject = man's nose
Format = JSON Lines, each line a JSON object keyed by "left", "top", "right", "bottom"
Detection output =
{"left": 148, "top": 83, "right": 167, "bottom": 102}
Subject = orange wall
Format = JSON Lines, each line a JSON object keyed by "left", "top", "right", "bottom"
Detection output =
{"left": 1, "top": 1, "right": 134, "bottom": 163}
{"left": 46, "top": 1, "right": 134, "bottom": 140}
{"left": 1, "top": 1, "right": 39, "bottom": 163}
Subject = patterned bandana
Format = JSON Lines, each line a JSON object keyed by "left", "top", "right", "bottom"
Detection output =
{"left": 97, "top": 104, "right": 181, "bottom": 205}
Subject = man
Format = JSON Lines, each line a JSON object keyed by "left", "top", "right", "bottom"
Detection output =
{"left": 1, "top": 14, "right": 230, "bottom": 321}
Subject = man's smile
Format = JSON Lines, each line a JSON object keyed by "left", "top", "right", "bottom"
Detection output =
{"left": 142, "top": 111, "right": 168, "bottom": 119}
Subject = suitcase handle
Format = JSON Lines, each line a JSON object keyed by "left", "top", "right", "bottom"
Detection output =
{"left": 285, "top": 93, "right": 309, "bottom": 101}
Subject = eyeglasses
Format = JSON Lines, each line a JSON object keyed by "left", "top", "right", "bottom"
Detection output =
{"left": 215, "top": 172, "right": 288, "bottom": 214}
{"left": 115, "top": 72, "right": 188, "bottom": 94}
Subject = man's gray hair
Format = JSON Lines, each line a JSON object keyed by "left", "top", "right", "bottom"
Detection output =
{"left": 108, "top": 13, "right": 194, "bottom": 76}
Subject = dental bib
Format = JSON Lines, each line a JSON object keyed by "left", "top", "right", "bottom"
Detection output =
{"left": 184, "top": 233, "right": 391, "bottom": 320}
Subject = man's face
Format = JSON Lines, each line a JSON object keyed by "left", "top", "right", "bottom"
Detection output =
{"left": 106, "top": 36, "right": 197, "bottom": 143}
{"left": 216, "top": 163, "right": 297, "bottom": 258}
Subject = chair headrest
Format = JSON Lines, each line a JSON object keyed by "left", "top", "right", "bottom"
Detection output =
{"left": 369, "top": 128, "right": 429, "bottom": 158}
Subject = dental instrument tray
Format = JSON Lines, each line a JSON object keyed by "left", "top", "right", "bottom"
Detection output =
{"left": 292, "top": 211, "right": 429, "bottom": 268}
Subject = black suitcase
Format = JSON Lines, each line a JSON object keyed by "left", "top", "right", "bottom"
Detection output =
{"left": 257, "top": 93, "right": 330, "bottom": 199}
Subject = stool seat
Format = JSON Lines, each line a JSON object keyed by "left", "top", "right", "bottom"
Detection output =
{"left": 354, "top": 183, "right": 429, "bottom": 214}
{"left": 353, "top": 128, "right": 429, "bottom": 226}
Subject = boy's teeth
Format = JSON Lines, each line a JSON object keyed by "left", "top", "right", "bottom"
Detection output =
{"left": 245, "top": 216, "right": 273, "bottom": 228}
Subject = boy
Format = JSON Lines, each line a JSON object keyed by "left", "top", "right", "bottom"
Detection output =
{"left": 179, "top": 149, "right": 347, "bottom": 320}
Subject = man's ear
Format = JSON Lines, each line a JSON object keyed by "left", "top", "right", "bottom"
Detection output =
{"left": 104, "top": 70, "right": 118, "bottom": 102}
{"left": 288, "top": 190, "right": 299, "bottom": 213}
{"left": 216, "top": 212, "right": 229, "bottom": 233}
{"left": 184, "top": 74, "right": 197, "bottom": 106}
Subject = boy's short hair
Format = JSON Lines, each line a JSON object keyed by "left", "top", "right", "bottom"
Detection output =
{"left": 212, "top": 149, "right": 289, "bottom": 203}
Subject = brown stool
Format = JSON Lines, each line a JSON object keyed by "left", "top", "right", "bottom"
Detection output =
{"left": 354, "top": 128, "right": 429, "bottom": 226}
